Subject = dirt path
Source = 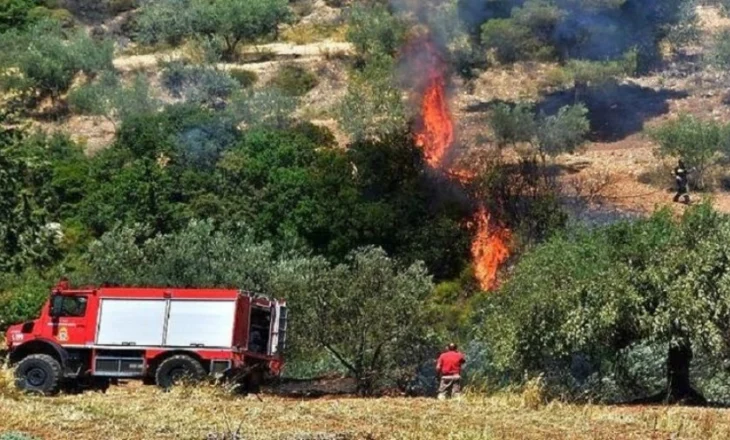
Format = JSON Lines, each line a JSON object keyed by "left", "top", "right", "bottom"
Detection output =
{"left": 113, "top": 41, "right": 353, "bottom": 73}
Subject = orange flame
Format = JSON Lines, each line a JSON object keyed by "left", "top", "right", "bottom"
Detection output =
{"left": 415, "top": 74, "right": 453, "bottom": 169}
{"left": 470, "top": 207, "right": 511, "bottom": 291}
{"left": 409, "top": 37, "right": 510, "bottom": 291}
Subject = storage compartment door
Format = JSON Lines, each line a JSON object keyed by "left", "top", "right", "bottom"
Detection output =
{"left": 96, "top": 299, "right": 167, "bottom": 346}
{"left": 166, "top": 301, "right": 236, "bottom": 348}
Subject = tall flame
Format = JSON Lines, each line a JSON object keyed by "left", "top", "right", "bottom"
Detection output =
{"left": 409, "top": 37, "right": 510, "bottom": 291}
{"left": 415, "top": 74, "right": 453, "bottom": 169}
{"left": 470, "top": 207, "right": 511, "bottom": 291}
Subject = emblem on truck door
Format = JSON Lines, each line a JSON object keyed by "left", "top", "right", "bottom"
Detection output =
{"left": 57, "top": 326, "right": 69, "bottom": 342}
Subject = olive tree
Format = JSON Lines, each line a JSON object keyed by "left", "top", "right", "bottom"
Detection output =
{"left": 650, "top": 114, "right": 730, "bottom": 190}
{"left": 135, "top": 0, "right": 290, "bottom": 61}
{"left": 0, "top": 20, "right": 114, "bottom": 106}
{"left": 274, "top": 247, "right": 435, "bottom": 394}
{"left": 487, "top": 102, "right": 590, "bottom": 162}
{"left": 69, "top": 72, "right": 160, "bottom": 130}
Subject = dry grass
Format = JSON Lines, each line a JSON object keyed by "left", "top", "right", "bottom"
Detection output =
{"left": 2, "top": 367, "right": 730, "bottom": 440}
{"left": 281, "top": 23, "right": 348, "bottom": 45}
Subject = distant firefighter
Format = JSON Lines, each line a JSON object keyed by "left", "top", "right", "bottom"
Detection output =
{"left": 436, "top": 343, "right": 465, "bottom": 400}
{"left": 673, "top": 160, "right": 690, "bottom": 205}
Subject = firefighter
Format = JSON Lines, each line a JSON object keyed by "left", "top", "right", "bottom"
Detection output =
{"left": 673, "top": 159, "right": 690, "bottom": 205}
{"left": 436, "top": 343, "right": 465, "bottom": 400}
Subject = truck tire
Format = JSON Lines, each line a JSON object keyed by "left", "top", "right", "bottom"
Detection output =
{"left": 14, "top": 354, "right": 62, "bottom": 395}
{"left": 155, "top": 355, "right": 206, "bottom": 390}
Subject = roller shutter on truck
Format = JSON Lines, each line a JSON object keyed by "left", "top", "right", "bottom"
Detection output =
{"left": 96, "top": 299, "right": 167, "bottom": 346}
{"left": 95, "top": 298, "right": 236, "bottom": 348}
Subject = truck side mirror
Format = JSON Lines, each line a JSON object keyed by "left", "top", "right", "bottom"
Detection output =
{"left": 50, "top": 295, "right": 64, "bottom": 318}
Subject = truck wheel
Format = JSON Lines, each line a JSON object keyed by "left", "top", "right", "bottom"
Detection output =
{"left": 155, "top": 355, "right": 205, "bottom": 390}
{"left": 14, "top": 354, "right": 62, "bottom": 396}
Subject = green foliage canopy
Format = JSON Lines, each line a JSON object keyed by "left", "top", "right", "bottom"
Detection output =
{"left": 0, "top": 20, "right": 113, "bottom": 104}
{"left": 650, "top": 114, "right": 730, "bottom": 190}
{"left": 478, "top": 204, "right": 730, "bottom": 402}
{"left": 135, "top": 0, "right": 290, "bottom": 60}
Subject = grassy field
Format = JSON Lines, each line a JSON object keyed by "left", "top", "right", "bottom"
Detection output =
{"left": 2, "top": 369, "right": 730, "bottom": 440}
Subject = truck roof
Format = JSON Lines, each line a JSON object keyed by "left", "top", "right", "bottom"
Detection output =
{"left": 56, "top": 286, "right": 280, "bottom": 304}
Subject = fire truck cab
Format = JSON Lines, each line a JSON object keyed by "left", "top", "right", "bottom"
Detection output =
{"left": 4, "top": 280, "right": 287, "bottom": 395}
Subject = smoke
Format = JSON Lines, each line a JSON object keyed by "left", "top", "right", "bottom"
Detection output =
{"left": 451, "top": 0, "right": 692, "bottom": 65}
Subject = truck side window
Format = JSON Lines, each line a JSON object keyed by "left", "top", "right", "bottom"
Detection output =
{"left": 52, "top": 296, "right": 88, "bottom": 318}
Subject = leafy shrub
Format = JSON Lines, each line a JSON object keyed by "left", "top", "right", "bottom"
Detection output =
{"left": 535, "top": 104, "right": 590, "bottom": 160}
{"left": 69, "top": 72, "right": 159, "bottom": 128}
{"left": 135, "top": 0, "right": 290, "bottom": 60}
{"left": 0, "top": 20, "right": 114, "bottom": 105}
{"left": 230, "top": 87, "right": 299, "bottom": 129}
{"left": 478, "top": 0, "right": 694, "bottom": 71}
{"left": 481, "top": 18, "right": 546, "bottom": 63}
{"left": 337, "top": 54, "right": 405, "bottom": 141}
{"left": 0, "top": 0, "right": 37, "bottom": 32}
{"left": 0, "top": 271, "right": 51, "bottom": 331}
{"left": 26, "top": 6, "right": 73, "bottom": 27}
{"left": 228, "top": 68, "right": 258, "bottom": 88}
{"left": 489, "top": 103, "right": 536, "bottom": 148}
{"left": 269, "top": 64, "right": 318, "bottom": 96}
{"left": 712, "top": 29, "right": 730, "bottom": 70}
{"left": 649, "top": 114, "right": 730, "bottom": 190}
{"left": 346, "top": 3, "right": 406, "bottom": 62}
{"left": 160, "top": 61, "right": 238, "bottom": 107}
{"left": 487, "top": 102, "right": 590, "bottom": 160}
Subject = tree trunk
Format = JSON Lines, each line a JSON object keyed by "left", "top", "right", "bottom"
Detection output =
{"left": 664, "top": 337, "right": 706, "bottom": 405}
{"left": 631, "top": 339, "right": 707, "bottom": 405}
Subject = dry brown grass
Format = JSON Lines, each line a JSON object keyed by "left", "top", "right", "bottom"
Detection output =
{"left": 2, "top": 366, "right": 730, "bottom": 440}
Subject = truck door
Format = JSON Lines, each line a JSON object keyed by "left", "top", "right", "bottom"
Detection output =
{"left": 268, "top": 303, "right": 287, "bottom": 356}
{"left": 49, "top": 294, "right": 92, "bottom": 345}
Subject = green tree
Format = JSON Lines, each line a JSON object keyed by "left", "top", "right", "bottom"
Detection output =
{"left": 488, "top": 102, "right": 590, "bottom": 162}
{"left": 135, "top": 0, "right": 290, "bottom": 61}
{"left": 269, "top": 64, "right": 318, "bottom": 97}
{"left": 535, "top": 104, "right": 590, "bottom": 162}
{"left": 275, "top": 247, "right": 435, "bottom": 393}
{"left": 0, "top": 125, "right": 71, "bottom": 273}
{"left": 85, "top": 221, "right": 275, "bottom": 290}
{"left": 480, "top": 204, "right": 730, "bottom": 404}
{"left": 69, "top": 72, "right": 160, "bottom": 130}
{"left": 0, "top": 20, "right": 114, "bottom": 106}
{"left": 649, "top": 114, "right": 729, "bottom": 190}
{"left": 230, "top": 88, "right": 299, "bottom": 130}
{"left": 0, "top": 0, "right": 37, "bottom": 32}
{"left": 337, "top": 54, "right": 406, "bottom": 141}
{"left": 489, "top": 103, "right": 537, "bottom": 148}
{"left": 346, "top": 2, "right": 407, "bottom": 63}
{"left": 159, "top": 60, "right": 238, "bottom": 107}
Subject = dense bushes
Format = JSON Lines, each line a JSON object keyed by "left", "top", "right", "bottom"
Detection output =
{"left": 269, "top": 64, "right": 318, "bottom": 96}
{"left": 477, "top": 0, "right": 695, "bottom": 71}
{"left": 135, "top": 0, "right": 290, "bottom": 60}
{"left": 0, "top": 20, "right": 113, "bottom": 106}
{"left": 475, "top": 204, "right": 730, "bottom": 404}
{"left": 488, "top": 102, "right": 590, "bottom": 161}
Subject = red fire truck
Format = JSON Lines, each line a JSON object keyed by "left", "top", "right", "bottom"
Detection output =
{"left": 4, "top": 280, "right": 288, "bottom": 395}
